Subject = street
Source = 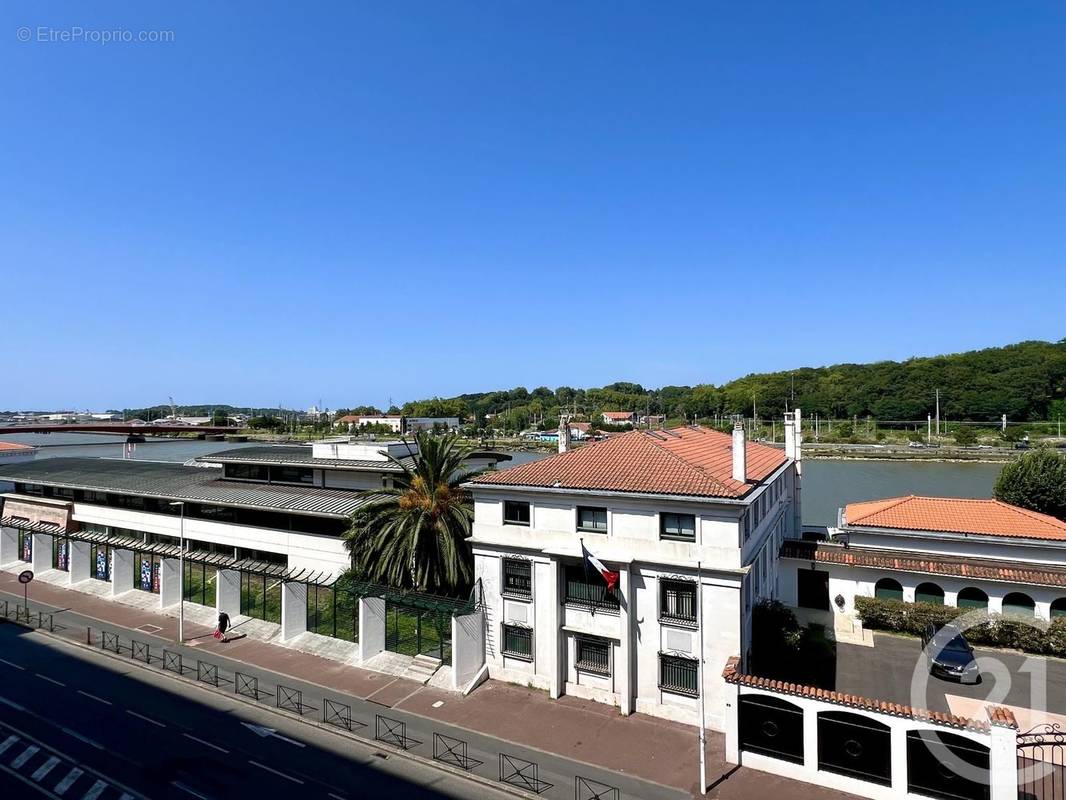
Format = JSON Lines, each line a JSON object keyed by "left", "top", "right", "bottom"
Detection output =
{"left": 0, "top": 623, "right": 511, "bottom": 800}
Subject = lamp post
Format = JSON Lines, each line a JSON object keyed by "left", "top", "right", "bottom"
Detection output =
{"left": 169, "top": 501, "right": 185, "bottom": 643}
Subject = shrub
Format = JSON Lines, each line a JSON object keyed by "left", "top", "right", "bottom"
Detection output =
{"left": 1044, "top": 618, "right": 1066, "bottom": 656}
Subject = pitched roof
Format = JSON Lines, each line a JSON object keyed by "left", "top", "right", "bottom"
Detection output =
{"left": 602, "top": 411, "right": 634, "bottom": 419}
{"left": 781, "top": 540, "right": 1066, "bottom": 589}
{"left": 0, "top": 442, "right": 35, "bottom": 453}
{"left": 845, "top": 496, "right": 1066, "bottom": 541}
{"left": 469, "top": 426, "right": 786, "bottom": 499}
{"left": 197, "top": 445, "right": 411, "bottom": 472}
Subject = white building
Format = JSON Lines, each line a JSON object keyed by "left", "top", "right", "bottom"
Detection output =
{"left": 601, "top": 411, "right": 635, "bottom": 426}
{"left": 405, "top": 417, "right": 460, "bottom": 432}
{"left": 780, "top": 495, "right": 1066, "bottom": 626}
{"left": 335, "top": 414, "right": 404, "bottom": 433}
{"left": 465, "top": 413, "right": 804, "bottom": 731}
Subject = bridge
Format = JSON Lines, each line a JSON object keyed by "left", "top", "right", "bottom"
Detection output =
{"left": 0, "top": 423, "right": 242, "bottom": 435}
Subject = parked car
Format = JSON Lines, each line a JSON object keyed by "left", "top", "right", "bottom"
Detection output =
{"left": 908, "top": 441, "right": 925, "bottom": 448}
{"left": 921, "top": 623, "right": 979, "bottom": 684}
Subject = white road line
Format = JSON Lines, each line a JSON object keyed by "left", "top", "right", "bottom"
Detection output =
{"left": 35, "top": 673, "right": 67, "bottom": 687}
{"left": 11, "top": 743, "right": 39, "bottom": 769}
{"left": 61, "top": 727, "right": 104, "bottom": 751}
{"left": 0, "top": 695, "right": 26, "bottom": 712}
{"left": 82, "top": 779, "right": 107, "bottom": 800}
{"left": 125, "top": 710, "right": 165, "bottom": 728}
{"left": 54, "top": 767, "right": 83, "bottom": 795}
{"left": 31, "top": 755, "right": 60, "bottom": 781}
{"left": 0, "top": 658, "right": 25, "bottom": 670}
{"left": 181, "top": 733, "right": 228, "bottom": 754}
{"left": 0, "top": 735, "right": 18, "bottom": 756}
{"left": 75, "top": 690, "right": 111, "bottom": 706}
{"left": 171, "top": 781, "right": 210, "bottom": 799}
{"left": 247, "top": 760, "right": 304, "bottom": 784}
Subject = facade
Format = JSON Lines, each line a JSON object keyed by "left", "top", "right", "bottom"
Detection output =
{"left": 405, "top": 417, "right": 461, "bottom": 432}
{"left": 601, "top": 411, "right": 635, "bottom": 426}
{"left": 336, "top": 414, "right": 404, "bottom": 433}
{"left": 780, "top": 495, "right": 1066, "bottom": 624}
{"left": 466, "top": 413, "right": 804, "bottom": 731}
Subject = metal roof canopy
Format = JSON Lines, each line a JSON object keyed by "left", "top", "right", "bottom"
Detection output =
{"left": 1, "top": 516, "right": 65, "bottom": 535}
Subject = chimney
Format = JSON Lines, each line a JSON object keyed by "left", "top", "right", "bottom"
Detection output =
{"left": 732, "top": 419, "right": 747, "bottom": 482}
{"left": 793, "top": 408, "right": 803, "bottom": 462}
{"left": 559, "top": 415, "right": 572, "bottom": 454}
{"left": 784, "top": 413, "right": 796, "bottom": 460}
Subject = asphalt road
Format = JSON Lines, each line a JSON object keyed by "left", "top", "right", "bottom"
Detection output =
{"left": 0, "top": 623, "right": 513, "bottom": 800}
{"left": 836, "top": 632, "right": 1066, "bottom": 716}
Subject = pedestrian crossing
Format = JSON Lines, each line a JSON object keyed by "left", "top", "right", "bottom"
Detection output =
{"left": 0, "top": 730, "right": 137, "bottom": 799}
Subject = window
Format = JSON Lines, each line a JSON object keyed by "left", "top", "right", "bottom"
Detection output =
{"left": 914, "top": 582, "right": 944, "bottom": 605}
{"left": 659, "top": 579, "right": 697, "bottom": 625}
{"left": 563, "top": 564, "right": 619, "bottom": 611}
{"left": 1003, "top": 592, "right": 1035, "bottom": 617}
{"left": 225, "top": 463, "right": 269, "bottom": 481}
{"left": 577, "top": 506, "right": 607, "bottom": 533}
{"left": 54, "top": 487, "right": 74, "bottom": 500}
{"left": 502, "top": 624, "right": 533, "bottom": 660}
{"left": 268, "top": 466, "right": 313, "bottom": 485}
{"left": 660, "top": 513, "right": 696, "bottom": 542}
{"left": 575, "top": 637, "right": 610, "bottom": 675}
{"left": 742, "top": 510, "right": 751, "bottom": 541}
{"left": 958, "top": 587, "right": 989, "bottom": 610}
{"left": 502, "top": 559, "right": 532, "bottom": 598}
{"left": 874, "top": 578, "right": 903, "bottom": 601}
{"left": 17, "top": 529, "right": 32, "bottom": 562}
{"left": 659, "top": 653, "right": 698, "bottom": 697}
{"left": 503, "top": 501, "right": 530, "bottom": 526}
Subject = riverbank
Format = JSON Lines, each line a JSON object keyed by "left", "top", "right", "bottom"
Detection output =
{"left": 801, "top": 443, "right": 1025, "bottom": 462}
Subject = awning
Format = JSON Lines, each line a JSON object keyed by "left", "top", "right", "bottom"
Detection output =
{"left": 1, "top": 516, "right": 66, "bottom": 535}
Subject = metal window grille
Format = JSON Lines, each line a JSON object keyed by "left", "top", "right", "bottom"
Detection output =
{"left": 660, "top": 513, "right": 696, "bottom": 542}
{"left": 576, "top": 637, "right": 610, "bottom": 676}
{"left": 502, "top": 559, "right": 532, "bottom": 598}
{"left": 563, "top": 565, "right": 618, "bottom": 611}
{"left": 659, "top": 579, "right": 697, "bottom": 624}
{"left": 658, "top": 654, "right": 698, "bottom": 697}
{"left": 501, "top": 624, "right": 533, "bottom": 660}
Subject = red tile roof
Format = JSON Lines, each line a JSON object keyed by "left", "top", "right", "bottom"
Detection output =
{"left": 721, "top": 656, "right": 1005, "bottom": 732}
{"left": 602, "top": 411, "right": 634, "bottom": 420}
{"left": 845, "top": 496, "right": 1066, "bottom": 541}
{"left": 0, "top": 442, "right": 35, "bottom": 453}
{"left": 781, "top": 540, "right": 1066, "bottom": 588}
{"left": 469, "top": 427, "right": 786, "bottom": 499}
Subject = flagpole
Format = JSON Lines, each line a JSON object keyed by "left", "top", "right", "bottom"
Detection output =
{"left": 697, "top": 559, "right": 707, "bottom": 795}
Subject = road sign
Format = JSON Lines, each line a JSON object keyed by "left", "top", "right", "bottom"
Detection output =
{"left": 18, "top": 570, "right": 33, "bottom": 584}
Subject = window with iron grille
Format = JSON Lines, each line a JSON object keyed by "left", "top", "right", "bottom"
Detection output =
{"left": 502, "top": 624, "right": 533, "bottom": 660}
{"left": 502, "top": 558, "right": 532, "bottom": 598}
{"left": 659, "top": 579, "right": 697, "bottom": 625}
{"left": 576, "top": 506, "right": 607, "bottom": 533}
{"left": 660, "top": 513, "right": 696, "bottom": 542}
{"left": 576, "top": 637, "right": 610, "bottom": 675}
{"left": 503, "top": 501, "right": 530, "bottom": 526}
{"left": 563, "top": 564, "right": 619, "bottom": 611}
{"left": 659, "top": 653, "right": 698, "bottom": 696}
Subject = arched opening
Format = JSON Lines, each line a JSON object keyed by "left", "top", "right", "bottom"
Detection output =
{"left": 874, "top": 578, "right": 903, "bottom": 601}
{"left": 817, "top": 711, "right": 891, "bottom": 786}
{"left": 1051, "top": 598, "right": 1066, "bottom": 618}
{"left": 957, "top": 587, "right": 989, "bottom": 610}
{"left": 915, "top": 582, "right": 945, "bottom": 606}
{"left": 738, "top": 694, "right": 804, "bottom": 765}
{"left": 1002, "top": 592, "right": 1036, "bottom": 617}
{"left": 907, "top": 729, "right": 989, "bottom": 800}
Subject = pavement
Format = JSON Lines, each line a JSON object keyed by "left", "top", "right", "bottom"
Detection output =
{"left": 0, "top": 571, "right": 850, "bottom": 799}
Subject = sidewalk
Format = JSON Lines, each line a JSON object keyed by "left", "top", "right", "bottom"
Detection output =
{"left": 0, "top": 571, "right": 849, "bottom": 799}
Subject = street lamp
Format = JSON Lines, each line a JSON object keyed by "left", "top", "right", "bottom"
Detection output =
{"left": 169, "top": 501, "right": 185, "bottom": 644}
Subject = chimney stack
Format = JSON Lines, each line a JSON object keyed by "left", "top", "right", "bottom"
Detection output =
{"left": 559, "top": 415, "right": 572, "bottom": 454}
{"left": 732, "top": 418, "right": 747, "bottom": 483}
{"left": 784, "top": 413, "right": 796, "bottom": 460}
{"left": 793, "top": 408, "right": 803, "bottom": 462}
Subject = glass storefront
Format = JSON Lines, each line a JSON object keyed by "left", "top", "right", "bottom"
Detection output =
{"left": 52, "top": 536, "right": 69, "bottom": 571}
{"left": 18, "top": 530, "right": 32, "bottom": 562}
{"left": 135, "top": 552, "right": 161, "bottom": 593}
{"left": 90, "top": 543, "right": 112, "bottom": 582}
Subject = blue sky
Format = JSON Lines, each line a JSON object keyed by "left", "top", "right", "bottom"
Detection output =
{"left": 2, "top": 3, "right": 1063, "bottom": 411}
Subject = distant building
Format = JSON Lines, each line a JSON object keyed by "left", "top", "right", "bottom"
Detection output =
{"left": 335, "top": 414, "right": 404, "bottom": 433}
{"left": 639, "top": 414, "right": 666, "bottom": 427}
{"left": 405, "top": 417, "right": 461, "bottom": 433}
{"left": 601, "top": 411, "right": 635, "bottom": 426}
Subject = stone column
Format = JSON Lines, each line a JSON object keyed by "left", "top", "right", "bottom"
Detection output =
{"left": 988, "top": 714, "right": 1019, "bottom": 800}
{"left": 216, "top": 569, "right": 241, "bottom": 617}
{"left": 801, "top": 700, "right": 817, "bottom": 772}
{"left": 0, "top": 527, "right": 17, "bottom": 564}
{"left": 358, "top": 596, "right": 386, "bottom": 661}
{"left": 281, "top": 581, "right": 307, "bottom": 641}
{"left": 723, "top": 680, "right": 740, "bottom": 764}
{"left": 889, "top": 723, "right": 908, "bottom": 794}
{"left": 159, "top": 558, "right": 181, "bottom": 609}
{"left": 69, "top": 540, "right": 90, "bottom": 585}
{"left": 617, "top": 564, "right": 633, "bottom": 715}
{"left": 545, "top": 556, "right": 563, "bottom": 699}
{"left": 111, "top": 548, "right": 134, "bottom": 596}
{"left": 31, "top": 532, "right": 53, "bottom": 575}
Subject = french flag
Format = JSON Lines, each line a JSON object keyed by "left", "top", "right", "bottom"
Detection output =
{"left": 581, "top": 541, "right": 619, "bottom": 594}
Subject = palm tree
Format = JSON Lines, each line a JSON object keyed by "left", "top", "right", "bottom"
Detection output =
{"left": 342, "top": 431, "right": 487, "bottom": 594}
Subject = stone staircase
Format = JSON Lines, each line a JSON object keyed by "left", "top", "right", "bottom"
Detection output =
{"left": 401, "top": 653, "right": 442, "bottom": 684}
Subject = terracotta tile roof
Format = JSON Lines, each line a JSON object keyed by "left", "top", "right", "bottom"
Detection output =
{"left": 722, "top": 656, "right": 995, "bottom": 732}
{"left": 845, "top": 496, "right": 1066, "bottom": 541}
{"left": 780, "top": 540, "right": 1066, "bottom": 589}
{"left": 469, "top": 427, "right": 786, "bottom": 499}
{"left": 602, "top": 411, "right": 634, "bottom": 420}
{"left": 0, "top": 442, "right": 35, "bottom": 453}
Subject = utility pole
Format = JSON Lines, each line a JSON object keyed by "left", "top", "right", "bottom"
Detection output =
{"left": 935, "top": 389, "right": 940, "bottom": 437}
{"left": 927, "top": 414, "right": 932, "bottom": 444}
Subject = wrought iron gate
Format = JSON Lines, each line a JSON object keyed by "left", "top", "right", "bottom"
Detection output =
{"left": 1018, "top": 724, "right": 1066, "bottom": 800}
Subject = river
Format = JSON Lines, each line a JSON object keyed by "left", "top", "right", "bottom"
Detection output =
{"left": 1, "top": 434, "right": 1003, "bottom": 527}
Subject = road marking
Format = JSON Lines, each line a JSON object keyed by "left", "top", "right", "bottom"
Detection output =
{"left": 35, "top": 673, "right": 67, "bottom": 687}
{"left": 241, "top": 723, "right": 305, "bottom": 747}
{"left": 55, "top": 767, "right": 83, "bottom": 795}
{"left": 125, "top": 710, "right": 165, "bottom": 728}
{"left": 0, "top": 735, "right": 18, "bottom": 756}
{"left": 11, "top": 744, "right": 40, "bottom": 768}
{"left": 82, "top": 779, "right": 107, "bottom": 800}
{"left": 0, "top": 657, "right": 25, "bottom": 670}
{"left": 247, "top": 760, "right": 304, "bottom": 784}
{"left": 0, "top": 695, "right": 26, "bottom": 712}
{"left": 328, "top": 794, "right": 347, "bottom": 800}
{"left": 31, "top": 755, "right": 60, "bottom": 781}
{"left": 76, "top": 690, "right": 111, "bottom": 706}
{"left": 181, "top": 733, "right": 228, "bottom": 754}
{"left": 171, "top": 782, "right": 209, "bottom": 799}
{"left": 61, "top": 727, "right": 104, "bottom": 751}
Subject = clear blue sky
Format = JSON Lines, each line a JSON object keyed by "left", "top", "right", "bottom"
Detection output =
{"left": 3, "top": 2, "right": 1063, "bottom": 411}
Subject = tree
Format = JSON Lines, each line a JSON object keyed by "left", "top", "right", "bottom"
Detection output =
{"left": 953, "top": 426, "right": 978, "bottom": 446}
{"left": 342, "top": 431, "right": 486, "bottom": 593}
{"left": 993, "top": 448, "right": 1066, "bottom": 521}
{"left": 211, "top": 409, "right": 229, "bottom": 426}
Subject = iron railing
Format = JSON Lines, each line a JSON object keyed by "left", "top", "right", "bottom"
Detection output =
{"left": 277, "top": 684, "right": 303, "bottom": 714}
{"left": 499, "top": 753, "right": 552, "bottom": 794}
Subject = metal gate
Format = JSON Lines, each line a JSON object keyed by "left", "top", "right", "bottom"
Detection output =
{"left": 817, "top": 710, "right": 892, "bottom": 786}
{"left": 907, "top": 729, "right": 990, "bottom": 800}
{"left": 738, "top": 694, "right": 805, "bottom": 765}
{"left": 385, "top": 601, "right": 451, "bottom": 664}
{"left": 1018, "top": 724, "right": 1066, "bottom": 800}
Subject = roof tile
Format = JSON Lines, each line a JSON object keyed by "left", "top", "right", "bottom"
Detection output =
{"left": 846, "top": 496, "right": 1066, "bottom": 541}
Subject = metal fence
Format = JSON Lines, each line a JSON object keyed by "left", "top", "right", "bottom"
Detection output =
{"left": 433, "top": 732, "right": 481, "bottom": 771}
{"left": 101, "top": 630, "right": 121, "bottom": 653}
{"left": 163, "top": 649, "right": 183, "bottom": 674}
{"left": 323, "top": 698, "right": 352, "bottom": 732}
{"left": 131, "top": 640, "right": 151, "bottom": 663}
{"left": 499, "top": 753, "right": 552, "bottom": 794}
{"left": 375, "top": 715, "right": 419, "bottom": 750}
{"left": 576, "top": 776, "right": 620, "bottom": 800}
{"left": 277, "top": 684, "right": 303, "bottom": 714}
{"left": 235, "top": 672, "right": 259, "bottom": 700}
{"left": 197, "top": 660, "right": 219, "bottom": 687}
